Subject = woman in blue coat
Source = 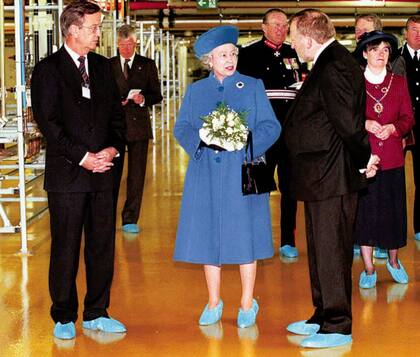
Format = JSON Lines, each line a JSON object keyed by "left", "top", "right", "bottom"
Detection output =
{"left": 173, "top": 25, "right": 281, "bottom": 329}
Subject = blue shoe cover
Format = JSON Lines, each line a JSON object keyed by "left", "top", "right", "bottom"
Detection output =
{"left": 83, "top": 317, "right": 126, "bottom": 333}
{"left": 237, "top": 299, "right": 259, "bottom": 328}
{"left": 287, "top": 320, "right": 320, "bottom": 335}
{"left": 300, "top": 333, "right": 352, "bottom": 348}
{"left": 280, "top": 245, "right": 298, "bottom": 258}
{"left": 199, "top": 300, "right": 223, "bottom": 326}
{"left": 359, "top": 271, "right": 377, "bottom": 289}
{"left": 373, "top": 248, "right": 388, "bottom": 259}
{"left": 386, "top": 259, "right": 408, "bottom": 284}
{"left": 122, "top": 223, "right": 139, "bottom": 233}
{"left": 53, "top": 322, "right": 76, "bottom": 340}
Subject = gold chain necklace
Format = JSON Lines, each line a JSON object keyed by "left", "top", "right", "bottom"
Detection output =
{"left": 365, "top": 73, "right": 394, "bottom": 115}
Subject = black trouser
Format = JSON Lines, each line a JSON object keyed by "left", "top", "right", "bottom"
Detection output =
{"left": 48, "top": 191, "right": 115, "bottom": 323}
{"left": 122, "top": 140, "right": 149, "bottom": 225}
{"left": 304, "top": 193, "right": 357, "bottom": 335}
{"left": 265, "top": 140, "right": 297, "bottom": 247}
{"left": 411, "top": 147, "right": 420, "bottom": 233}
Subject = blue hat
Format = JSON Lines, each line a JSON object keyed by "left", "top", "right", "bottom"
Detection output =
{"left": 354, "top": 30, "right": 398, "bottom": 60}
{"left": 194, "top": 25, "right": 239, "bottom": 58}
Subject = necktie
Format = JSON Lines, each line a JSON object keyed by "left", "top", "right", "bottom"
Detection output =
{"left": 78, "top": 56, "right": 90, "bottom": 87}
{"left": 123, "top": 59, "right": 130, "bottom": 79}
{"left": 414, "top": 50, "right": 419, "bottom": 64}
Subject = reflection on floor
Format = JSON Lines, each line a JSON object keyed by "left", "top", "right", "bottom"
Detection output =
{"left": 0, "top": 129, "right": 419, "bottom": 356}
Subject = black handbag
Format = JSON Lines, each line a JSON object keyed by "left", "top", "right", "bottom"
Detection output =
{"left": 242, "top": 131, "right": 277, "bottom": 195}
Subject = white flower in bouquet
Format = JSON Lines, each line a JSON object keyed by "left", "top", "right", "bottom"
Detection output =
{"left": 199, "top": 102, "right": 248, "bottom": 152}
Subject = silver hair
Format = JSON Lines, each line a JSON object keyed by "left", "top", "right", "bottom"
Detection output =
{"left": 199, "top": 46, "right": 239, "bottom": 70}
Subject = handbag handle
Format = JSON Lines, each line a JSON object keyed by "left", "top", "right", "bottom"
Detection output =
{"left": 245, "top": 131, "right": 254, "bottom": 163}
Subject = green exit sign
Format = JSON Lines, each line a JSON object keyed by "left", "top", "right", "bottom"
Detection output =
{"left": 197, "top": 0, "right": 218, "bottom": 9}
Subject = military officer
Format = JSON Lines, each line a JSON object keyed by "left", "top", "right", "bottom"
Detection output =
{"left": 400, "top": 15, "right": 420, "bottom": 242}
{"left": 237, "top": 8, "right": 306, "bottom": 259}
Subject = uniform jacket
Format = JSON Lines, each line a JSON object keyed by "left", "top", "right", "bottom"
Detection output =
{"left": 400, "top": 44, "right": 420, "bottom": 128}
{"left": 110, "top": 54, "right": 162, "bottom": 141}
{"left": 365, "top": 73, "right": 414, "bottom": 170}
{"left": 283, "top": 40, "right": 371, "bottom": 202}
{"left": 237, "top": 39, "right": 303, "bottom": 123}
{"left": 173, "top": 72, "right": 280, "bottom": 265}
{"left": 31, "top": 47, "right": 126, "bottom": 192}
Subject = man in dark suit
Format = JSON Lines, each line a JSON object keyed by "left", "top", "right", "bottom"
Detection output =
{"left": 31, "top": 1, "right": 126, "bottom": 340}
{"left": 283, "top": 9, "right": 379, "bottom": 348}
{"left": 110, "top": 25, "right": 162, "bottom": 234}
{"left": 400, "top": 16, "right": 420, "bottom": 242}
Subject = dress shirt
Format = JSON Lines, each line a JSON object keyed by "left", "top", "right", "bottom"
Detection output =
{"left": 63, "top": 44, "right": 91, "bottom": 166}
{"left": 119, "top": 54, "right": 135, "bottom": 72}
{"left": 406, "top": 43, "right": 420, "bottom": 61}
{"left": 120, "top": 53, "right": 145, "bottom": 107}
{"left": 64, "top": 43, "right": 89, "bottom": 76}
{"left": 313, "top": 38, "right": 335, "bottom": 65}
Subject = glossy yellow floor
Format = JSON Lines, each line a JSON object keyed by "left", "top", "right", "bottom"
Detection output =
{"left": 0, "top": 130, "right": 419, "bottom": 357}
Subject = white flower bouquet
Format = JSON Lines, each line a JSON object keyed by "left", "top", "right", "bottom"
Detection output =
{"left": 199, "top": 102, "right": 248, "bottom": 151}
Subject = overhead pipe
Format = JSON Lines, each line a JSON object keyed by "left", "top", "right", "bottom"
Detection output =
{"left": 130, "top": 1, "right": 168, "bottom": 10}
{"left": 167, "top": 0, "right": 419, "bottom": 9}
{"left": 133, "top": 16, "right": 412, "bottom": 30}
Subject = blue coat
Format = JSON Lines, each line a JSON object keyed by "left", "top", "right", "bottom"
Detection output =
{"left": 173, "top": 72, "right": 281, "bottom": 265}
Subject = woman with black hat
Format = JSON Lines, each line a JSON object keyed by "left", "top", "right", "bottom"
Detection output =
{"left": 173, "top": 25, "right": 280, "bottom": 328}
{"left": 354, "top": 31, "right": 414, "bottom": 289}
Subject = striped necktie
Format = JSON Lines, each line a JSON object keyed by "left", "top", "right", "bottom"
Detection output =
{"left": 123, "top": 59, "right": 130, "bottom": 79}
{"left": 78, "top": 56, "right": 90, "bottom": 87}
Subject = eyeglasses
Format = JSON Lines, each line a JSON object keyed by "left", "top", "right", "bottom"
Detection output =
{"left": 79, "top": 24, "right": 102, "bottom": 34}
{"left": 265, "top": 22, "right": 289, "bottom": 29}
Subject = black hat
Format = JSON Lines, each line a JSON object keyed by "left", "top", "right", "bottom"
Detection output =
{"left": 354, "top": 30, "right": 398, "bottom": 60}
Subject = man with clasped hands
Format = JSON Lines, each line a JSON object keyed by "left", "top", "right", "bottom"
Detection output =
{"left": 30, "top": 0, "right": 126, "bottom": 340}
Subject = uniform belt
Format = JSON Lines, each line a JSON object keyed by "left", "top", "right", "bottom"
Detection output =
{"left": 265, "top": 89, "right": 297, "bottom": 100}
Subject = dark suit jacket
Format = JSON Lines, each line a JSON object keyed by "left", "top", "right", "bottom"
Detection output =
{"left": 31, "top": 47, "right": 126, "bottom": 192}
{"left": 110, "top": 54, "right": 162, "bottom": 141}
{"left": 400, "top": 45, "right": 420, "bottom": 122}
{"left": 283, "top": 40, "right": 371, "bottom": 202}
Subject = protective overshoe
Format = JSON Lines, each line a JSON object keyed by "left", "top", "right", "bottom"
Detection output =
{"left": 53, "top": 322, "right": 76, "bottom": 340}
{"left": 287, "top": 320, "right": 320, "bottom": 335}
{"left": 122, "top": 223, "right": 139, "bottom": 233}
{"left": 199, "top": 300, "right": 223, "bottom": 326}
{"left": 280, "top": 245, "right": 298, "bottom": 258}
{"left": 83, "top": 317, "right": 126, "bottom": 333}
{"left": 386, "top": 259, "right": 408, "bottom": 284}
{"left": 359, "top": 271, "right": 377, "bottom": 289}
{"left": 373, "top": 248, "right": 388, "bottom": 259}
{"left": 237, "top": 299, "right": 259, "bottom": 328}
{"left": 300, "top": 333, "right": 352, "bottom": 348}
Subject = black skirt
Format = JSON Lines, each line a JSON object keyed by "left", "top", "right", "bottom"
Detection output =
{"left": 354, "top": 167, "right": 407, "bottom": 249}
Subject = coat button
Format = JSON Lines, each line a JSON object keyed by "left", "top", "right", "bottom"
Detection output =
{"left": 218, "top": 86, "right": 224, "bottom": 92}
{"left": 215, "top": 157, "right": 221, "bottom": 163}
{"left": 133, "top": 117, "right": 137, "bottom": 121}
{"left": 378, "top": 141, "right": 383, "bottom": 147}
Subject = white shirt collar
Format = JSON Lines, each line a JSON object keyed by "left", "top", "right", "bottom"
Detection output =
{"left": 364, "top": 66, "right": 387, "bottom": 84}
{"left": 406, "top": 43, "right": 419, "bottom": 60}
{"left": 120, "top": 53, "right": 135, "bottom": 70}
{"left": 313, "top": 38, "right": 335, "bottom": 64}
{"left": 64, "top": 43, "right": 89, "bottom": 75}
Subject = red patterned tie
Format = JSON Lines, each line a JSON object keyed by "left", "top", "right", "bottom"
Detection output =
{"left": 78, "top": 56, "right": 90, "bottom": 87}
